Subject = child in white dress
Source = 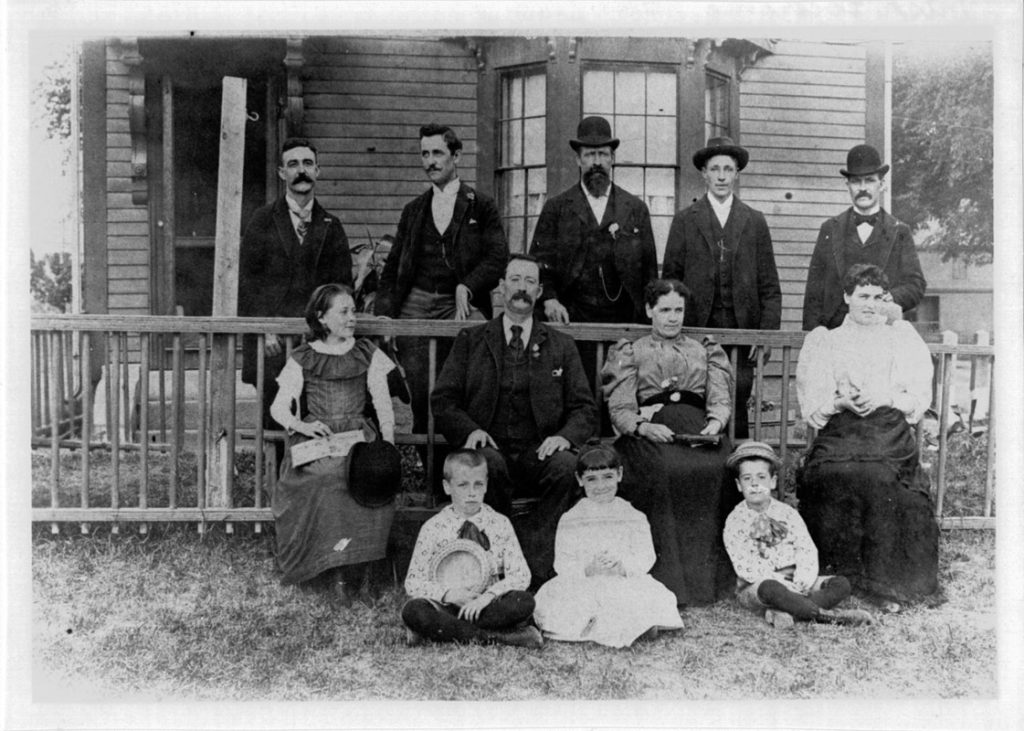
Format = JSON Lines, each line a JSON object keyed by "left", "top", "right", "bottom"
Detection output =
{"left": 533, "top": 443, "right": 684, "bottom": 648}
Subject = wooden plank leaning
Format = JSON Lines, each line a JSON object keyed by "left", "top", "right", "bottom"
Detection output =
{"left": 207, "top": 77, "right": 247, "bottom": 511}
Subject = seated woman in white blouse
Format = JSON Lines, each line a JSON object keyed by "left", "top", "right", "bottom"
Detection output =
{"left": 796, "top": 263, "right": 942, "bottom": 612}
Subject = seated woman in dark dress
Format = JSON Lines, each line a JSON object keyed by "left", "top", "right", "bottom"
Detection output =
{"left": 796, "top": 264, "right": 942, "bottom": 612}
{"left": 270, "top": 283, "right": 399, "bottom": 606}
{"left": 601, "top": 279, "right": 737, "bottom": 607}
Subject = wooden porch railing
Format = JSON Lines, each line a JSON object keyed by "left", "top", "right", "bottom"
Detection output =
{"left": 29, "top": 315, "right": 995, "bottom": 533}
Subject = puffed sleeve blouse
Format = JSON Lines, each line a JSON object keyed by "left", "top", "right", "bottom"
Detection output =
{"left": 601, "top": 333, "right": 733, "bottom": 435}
{"left": 796, "top": 317, "right": 933, "bottom": 430}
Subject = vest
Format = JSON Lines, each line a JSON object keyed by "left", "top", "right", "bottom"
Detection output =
{"left": 411, "top": 215, "right": 458, "bottom": 294}
{"left": 569, "top": 209, "right": 633, "bottom": 323}
{"left": 490, "top": 338, "right": 540, "bottom": 447}
{"left": 706, "top": 208, "right": 738, "bottom": 329}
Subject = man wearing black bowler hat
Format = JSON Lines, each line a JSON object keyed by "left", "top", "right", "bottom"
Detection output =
{"left": 529, "top": 116, "right": 658, "bottom": 395}
{"left": 802, "top": 143, "right": 926, "bottom": 331}
{"left": 661, "top": 136, "right": 781, "bottom": 439}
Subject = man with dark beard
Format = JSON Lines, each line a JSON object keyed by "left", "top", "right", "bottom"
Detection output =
{"left": 529, "top": 116, "right": 658, "bottom": 394}
{"left": 431, "top": 254, "right": 597, "bottom": 584}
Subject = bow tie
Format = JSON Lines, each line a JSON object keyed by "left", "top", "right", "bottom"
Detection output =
{"left": 853, "top": 212, "right": 879, "bottom": 227}
{"left": 458, "top": 520, "right": 490, "bottom": 551}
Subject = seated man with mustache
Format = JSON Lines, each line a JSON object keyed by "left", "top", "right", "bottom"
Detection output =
{"left": 529, "top": 116, "right": 658, "bottom": 396}
{"left": 431, "top": 254, "right": 598, "bottom": 586}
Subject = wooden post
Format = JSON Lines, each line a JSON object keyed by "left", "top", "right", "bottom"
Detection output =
{"left": 207, "top": 77, "right": 247, "bottom": 508}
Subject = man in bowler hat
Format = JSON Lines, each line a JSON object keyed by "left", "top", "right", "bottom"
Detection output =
{"left": 529, "top": 116, "right": 658, "bottom": 392}
{"left": 661, "top": 136, "right": 781, "bottom": 439}
{"left": 802, "top": 144, "right": 925, "bottom": 330}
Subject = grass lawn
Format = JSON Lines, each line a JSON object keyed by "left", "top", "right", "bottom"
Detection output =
{"left": 32, "top": 524, "right": 996, "bottom": 701}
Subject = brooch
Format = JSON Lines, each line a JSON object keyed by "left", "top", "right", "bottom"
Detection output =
{"left": 552, "top": 367, "right": 563, "bottom": 377}
{"left": 608, "top": 222, "right": 620, "bottom": 239}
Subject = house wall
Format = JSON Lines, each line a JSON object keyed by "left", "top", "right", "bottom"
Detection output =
{"left": 103, "top": 42, "right": 151, "bottom": 316}
{"left": 739, "top": 40, "right": 872, "bottom": 330}
{"left": 303, "top": 36, "right": 479, "bottom": 251}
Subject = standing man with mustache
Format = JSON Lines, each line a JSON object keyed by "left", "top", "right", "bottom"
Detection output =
{"left": 529, "top": 116, "right": 658, "bottom": 393}
{"left": 239, "top": 138, "right": 353, "bottom": 433}
{"left": 376, "top": 124, "right": 508, "bottom": 469}
{"left": 802, "top": 144, "right": 925, "bottom": 330}
{"left": 432, "top": 254, "right": 597, "bottom": 584}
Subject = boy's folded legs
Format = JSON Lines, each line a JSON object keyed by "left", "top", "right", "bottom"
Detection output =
{"left": 401, "top": 593, "right": 539, "bottom": 646}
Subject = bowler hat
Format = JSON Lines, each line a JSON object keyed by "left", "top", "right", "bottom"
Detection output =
{"left": 840, "top": 144, "right": 890, "bottom": 178}
{"left": 569, "top": 116, "right": 620, "bottom": 152}
{"left": 725, "top": 440, "right": 780, "bottom": 471}
{"left": 692, "top": 136, "right": 749, "bottom": 171}
{"left": 348, "top": 439, "right": 402, "bottom": 507}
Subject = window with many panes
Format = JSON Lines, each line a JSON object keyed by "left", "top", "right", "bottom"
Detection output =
{"left": 705, "top": 70, "right": 731, "bottom": 140}
{"left": 497, "top": 66, "right": 547, "bottom": 253}
{"left": 582, "top": 65, "right": 677, "bottom": 261}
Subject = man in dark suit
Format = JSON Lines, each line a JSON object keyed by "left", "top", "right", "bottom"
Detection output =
{"left": 431, "top": 254, "right": 597, "bottom": 584}
{"left": 662, "top": 136, "right": 781, "bottom": 438}
{"left": 238, "top": 138, "right": 353, "bottom": 429}
{"left": 376, "top": 123, "right": 508, "bottom": 452}
{"left": 529, "top": 116, "right": 658, "bottom": 393}
{"left": 802, "top": 144, "right": 925, "bottom": 331}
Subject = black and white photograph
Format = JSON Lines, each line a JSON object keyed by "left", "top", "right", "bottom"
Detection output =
{"left": 4, "top": 1, "right": 1022, "bottom": 729}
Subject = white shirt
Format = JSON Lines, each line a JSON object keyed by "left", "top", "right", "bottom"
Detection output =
{"left": 708, "top": 193, "right": 734, "bottom": 229}
{"left": 502, "top": 314, "right": 533, "bottom": 349}
{"left": 431, "top": 178, "right": 460, "bottom": 233}
{"left": 581, "top": 181, "right": 609, "bottom": 225}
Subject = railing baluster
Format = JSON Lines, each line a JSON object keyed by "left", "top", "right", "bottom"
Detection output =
{"left": 139, "top": 333, "right": 150, "bottom": 510}
{"left": 80, "top": 331, "right": 92, "bottom": 509}
{"left": 728, "top": 346, "right": 739, "bottom": 442}
{"left": 55, "top": 331, "right": 66, "bottom": 438}
{"left": 121, "top": 332, "right": 131, "bottom": 444}
{"left": 109, "top": 332, "right": 121, "bottom": 511}
{"left": 197, "top": 333, "right": 208, "bottom": 511}
{"left": 225, "top": 333, "right": 239, "bottom": 529}
{"left": 935, "top": 334, "right": 957, "bottom": 517}
{"left": 984, "top": 356, "right": 995, "bottom": 518}
{"left": 158, "top": 333, "right": 167, "bottom": 443}
{"left": 48, "top": 332, "right": 61, "bottom": 509}
{"left": 41, "top": 332, "right": 51, "bottom": 431}
{"left": 254, "top": 333, "right": 265, "bottom": 518}
{"left": 31, "top": 333, "right": 39, "bottom": 433}
{"left": 426, "top": 336, "right": 437, "bottom": 507}
{"left": 778, "top": 345, "right": 792, "bottom": 489}
{"left": 753, "top": 344, "right": 764, "bottom": 439}
{"left": 170, "top": 329, "right": 183, "bottom": 509}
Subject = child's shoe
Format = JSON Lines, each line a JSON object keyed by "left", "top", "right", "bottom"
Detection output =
{"left": 764, "top": 609, "right": 795, "bottom": 629}
{"left": 405, "top": 628, "right": 426, "bottom": 646}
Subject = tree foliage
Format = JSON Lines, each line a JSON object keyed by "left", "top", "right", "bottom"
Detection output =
{"left": 30, "top": 251, "right": 73, "bottom": 313}
{"left": 892, "top": 44, "right": 993, "bottom": 265}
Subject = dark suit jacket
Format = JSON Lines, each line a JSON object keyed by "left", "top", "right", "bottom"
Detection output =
{"left": 431, "top": 317, "right": 597, "bottom": 449}
{"left": 529, "top": 183, "right": 657, "bottom": 323}
{"left": 238, "top": 196, "right": 352, "bottom": 384}
{"left": 802, "top": 208, "right": 926, "bottom": 331}
{"left": 375, "top": 182, "right": 508, "bottom": 319}
{"left": 662, "top": 195, "right": 781, "bottom": 330}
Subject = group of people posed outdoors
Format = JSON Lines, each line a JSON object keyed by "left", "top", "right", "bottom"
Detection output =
{"left": 236, "top": 115, "right": 943, "bottom": 649}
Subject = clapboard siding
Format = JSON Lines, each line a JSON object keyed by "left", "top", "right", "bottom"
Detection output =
{"left": 741, "top": 40, "right": 868, "bottom": 331}
{"left": 104, "top": 42, "right": 149, "bottom": 316}
{"left": 305, "top": 36, "right": 480, "bottom": 239}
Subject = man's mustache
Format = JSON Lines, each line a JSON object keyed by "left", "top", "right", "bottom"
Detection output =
{"left": 510, "top": 291, "right": 533, "bottom": 304}
{"left": 855, "top": 191, "right": 871, "bottom": 199}
{"left": 293, "top": 174, "right": 313, "bottom": 184}
{"left": 585, "top": 166, "right": 609, "bottom": 179}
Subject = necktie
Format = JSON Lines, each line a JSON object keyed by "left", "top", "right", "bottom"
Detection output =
{"left": 296, "top": 214, "right": 311, "bottom": 244}
{"left": 853, "top": 212, "right": 878, "bottom": 227}
{"left": 509, "top": 324, "right": 524, "bottom": 354}
{"left": 458, "top": 520, "right": 490, "bottom": 551}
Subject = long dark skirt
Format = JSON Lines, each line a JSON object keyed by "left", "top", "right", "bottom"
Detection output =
{"left": 273, "top": 429, "right": 395, "bottom": 585}
{"left": 616, "top": 403, "right": 735, "bottom": 606}
{"left": 797, "top": 408, "right": 939, "bottom": 603}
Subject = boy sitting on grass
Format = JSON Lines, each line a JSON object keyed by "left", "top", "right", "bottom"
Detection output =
{"left": 402, "top": 449, "right": 542, "bottom": 648}
{"left": 723, "top": 441, "right": 873, "bottom": 629}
